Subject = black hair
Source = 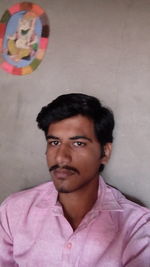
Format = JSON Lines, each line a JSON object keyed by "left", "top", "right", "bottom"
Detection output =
{"left": 36, "top": 93, "right": 115, "bottom": 172}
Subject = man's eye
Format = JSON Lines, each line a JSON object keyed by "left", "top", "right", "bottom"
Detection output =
{"left": 73, "top": 141, "right": 86, "bottom": 147}
{"left": 48, "top": 141, "right": 60, "bottom": 146}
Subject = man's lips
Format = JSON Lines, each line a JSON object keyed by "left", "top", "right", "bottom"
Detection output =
{"left": 52, "top": 169, "right": 75, "bottom": 179}
{"left": 49, "top": 165, "right": 80, "bottom": 179}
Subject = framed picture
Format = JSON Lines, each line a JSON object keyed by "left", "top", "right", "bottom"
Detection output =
{"left": 0, "top": 2, "right": 50, "bottom": 75}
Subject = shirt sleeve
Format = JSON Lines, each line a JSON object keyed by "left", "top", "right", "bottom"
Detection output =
{"left": 0, "top": 201, "right": 17, "bottom": 267}
{"left": 122, "top": 213, "right": 150, "bottom": 267}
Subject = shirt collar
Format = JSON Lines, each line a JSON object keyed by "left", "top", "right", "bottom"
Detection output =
{"left": 36, "top": 177, "right": 123, "bottom": 212}
{"left": 94, "top": 176, "right": 123, "bottom": 211}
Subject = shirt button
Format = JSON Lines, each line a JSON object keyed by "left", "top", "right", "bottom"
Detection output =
{"left": 66, "top": 242, "right": 72, "bottom": 249}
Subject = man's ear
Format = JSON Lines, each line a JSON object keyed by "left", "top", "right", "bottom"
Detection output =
{"left": 101, "top": 143, "right": 112, "bottom": 165}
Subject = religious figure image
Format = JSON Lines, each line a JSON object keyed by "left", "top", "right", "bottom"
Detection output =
{"left": 0, "top": 2, "right": 49, "bottom": 75}
{"left": 7, "top": 11, "right": 38, "bottom": 62}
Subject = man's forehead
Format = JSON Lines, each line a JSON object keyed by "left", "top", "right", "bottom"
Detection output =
{"left": 47, "top": 115, "right": 97, "bottom": 140}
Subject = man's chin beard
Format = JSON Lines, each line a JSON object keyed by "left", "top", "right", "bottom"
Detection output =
{"left": 57, "top": 187, "right": 74, "bottom": 194}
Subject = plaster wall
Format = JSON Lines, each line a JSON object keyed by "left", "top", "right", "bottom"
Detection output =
{"left": 0, "top": 0, "right": 150, "bottom": 207}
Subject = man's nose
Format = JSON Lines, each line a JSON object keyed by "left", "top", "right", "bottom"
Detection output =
{"left": 55, "top": 144, "right": 72, "bottom": 166}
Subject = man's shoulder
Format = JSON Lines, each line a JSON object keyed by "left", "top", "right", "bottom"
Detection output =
{"left": 0, "top": 181, "right": 55, "bottom": 212}
{"left": 106, "top": 182, "right": 150, "bottom": 224}
{"left": 110, "top": 184, "right": 149, "bottom": 210}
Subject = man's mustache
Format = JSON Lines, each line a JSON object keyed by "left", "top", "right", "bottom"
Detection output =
{"left": 49, "top": 164, "right": 80, "bottom": 174}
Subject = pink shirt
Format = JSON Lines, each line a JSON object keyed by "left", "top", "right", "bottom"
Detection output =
{"left": 0, "top": 177, "right": 150, "bottom": 267}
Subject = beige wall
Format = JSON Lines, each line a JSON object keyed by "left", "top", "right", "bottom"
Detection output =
{"left": 0, "top": 0, "right": 150, "bottom": 207}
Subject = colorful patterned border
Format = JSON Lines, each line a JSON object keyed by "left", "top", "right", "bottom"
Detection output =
{"left": 0, "top": 2, "right": 49, "bottom": 75}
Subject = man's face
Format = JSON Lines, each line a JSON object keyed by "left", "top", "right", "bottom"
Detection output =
{"left": 46, "top": 115, "right": 111, "bottom": 194}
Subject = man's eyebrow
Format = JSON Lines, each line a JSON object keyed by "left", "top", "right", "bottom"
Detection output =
{"left": 69, "top": 136, "right": 92, "bottom": 142}
{"left": 46, "top": 135, "right": 92, "bottom": 142}
{"left": 46, "top": 135, "right": 59, "bottom": 140}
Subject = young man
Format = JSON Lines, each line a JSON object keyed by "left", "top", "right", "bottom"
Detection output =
{"left": 0, "top": 93, "right": 150, "bottom": 266}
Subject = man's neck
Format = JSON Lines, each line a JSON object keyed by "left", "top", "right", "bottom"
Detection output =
{"left": 58, "top": 179, "right": 99, "bottom": 230}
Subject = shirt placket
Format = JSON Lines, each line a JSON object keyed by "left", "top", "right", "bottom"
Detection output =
{"left": 62, "top": 237, "right": 74, "bottom": 267}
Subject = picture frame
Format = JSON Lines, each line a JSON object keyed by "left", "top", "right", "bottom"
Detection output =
{"left": 0, "top": 2, "right": 49, "bottom": 75}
